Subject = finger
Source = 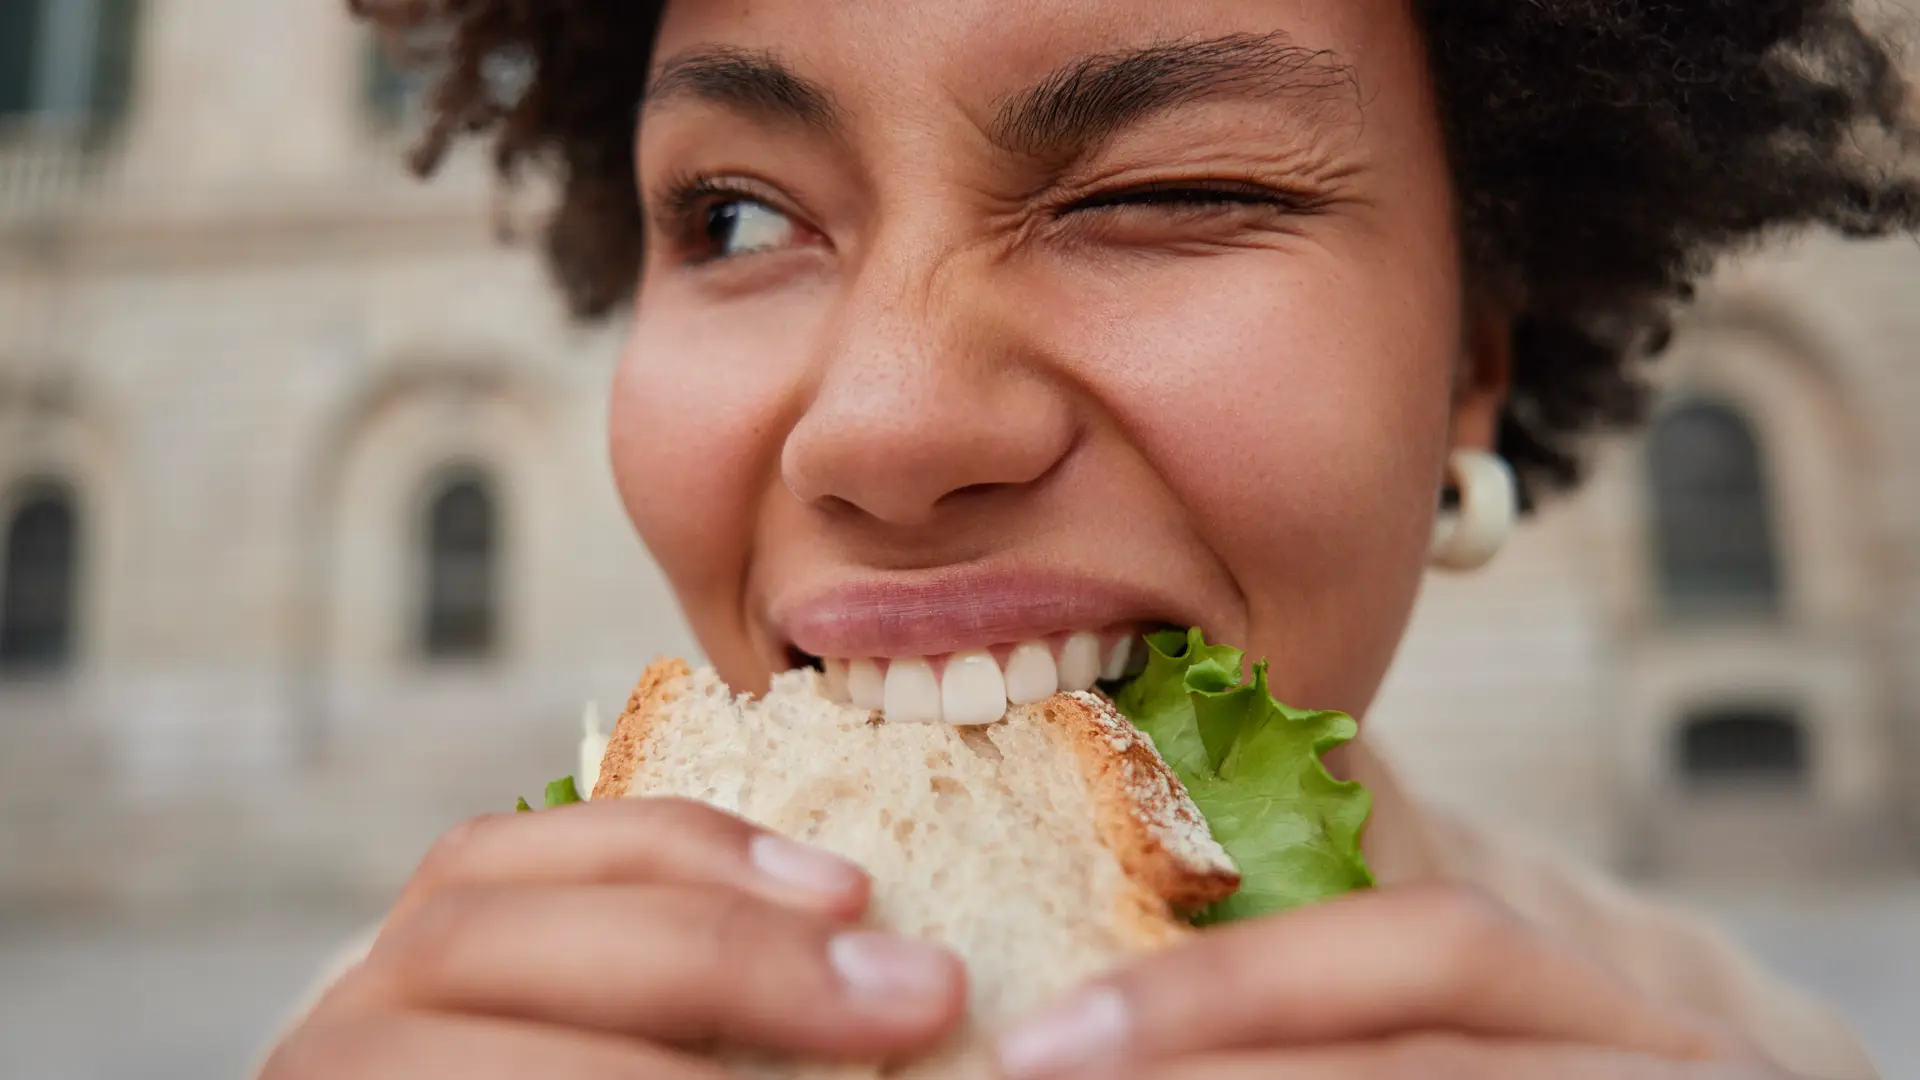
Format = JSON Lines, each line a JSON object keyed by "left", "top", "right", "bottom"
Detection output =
{"left": 261, "top": 1012, "right": 734, "bottom": 1080}
{"left": 334, "top": 883, "right": 965, "bottom": 1059}
{"left": 997, "top": 885, "right": 1739, "bottom": 1078}
{"left": 1071, "top": 1037, "right": 1741, "bottom": 1080}
{"left": 387, "top": 798, "right": 869, "bottom": 930}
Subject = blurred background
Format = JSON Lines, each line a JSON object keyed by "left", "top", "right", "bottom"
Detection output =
{"left": 0, "top": 1, "right": 1916, "bottom": 1078}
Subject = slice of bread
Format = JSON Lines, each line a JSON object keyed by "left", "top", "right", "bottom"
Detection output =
{"left": 591, "top": 659, "right": 1240, "bottom": 1079}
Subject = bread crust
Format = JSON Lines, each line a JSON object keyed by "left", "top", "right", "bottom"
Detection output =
{"left": 1036, "top": 692, "right": 1241, "bottom": 921}
{"left": 591, "top": 657, "right": 691, "bottom": 801}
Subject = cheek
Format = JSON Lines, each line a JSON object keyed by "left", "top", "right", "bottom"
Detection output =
{"left": 610, "top": 295, "right": 809, "bottom": 624}
{"left": 1047, "top": 246, "right": 1459, "bottom": 705}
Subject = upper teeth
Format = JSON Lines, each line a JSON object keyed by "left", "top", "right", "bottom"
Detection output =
{"left": 1004, "top": 642, "right": 1058, "bottom": 705}
{"left": 941, "top": 651, "right": 1006, "bottom": 725}
{"left": 819, "top": 631, "right": 1146, "bottom": 726}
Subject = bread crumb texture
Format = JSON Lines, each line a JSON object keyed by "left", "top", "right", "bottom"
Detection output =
{"left": 598, "top": 665, "right": 1241, "bottom": 1078}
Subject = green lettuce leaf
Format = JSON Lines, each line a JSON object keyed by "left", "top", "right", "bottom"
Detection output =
{"left": 1113, "top": 628, "right": 1374, "bottom": 924}
{"left": 515, "top": 776, "right": 582, "bottom": 813}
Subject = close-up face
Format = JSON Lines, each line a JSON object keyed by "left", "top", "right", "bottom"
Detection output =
{"left": 611, "top": 0, "right": 1507, "bottom": 718}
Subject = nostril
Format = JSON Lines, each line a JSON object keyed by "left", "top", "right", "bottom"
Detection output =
{"left": 800, "top": 493, "right": 865, "bottom": 520}
{"left": 939, "top": 481, "right": 1019, "bottom": 505}
{"left": 937, "top": 437, "right": 1076, "bottom": 510}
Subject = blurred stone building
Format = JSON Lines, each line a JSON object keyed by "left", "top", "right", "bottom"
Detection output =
{"left": 0, "top": 0, "right": 1915, "bottom": 914}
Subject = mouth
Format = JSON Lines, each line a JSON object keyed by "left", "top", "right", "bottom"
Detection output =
{"left": 771, "top": 568, "right": 1194, "bottom": 727}
{"left": 789, "top": 627, "right": 1158, "bottom": 727}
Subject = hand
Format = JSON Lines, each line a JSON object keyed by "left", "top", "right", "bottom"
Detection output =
{"left": 996, "top": 883, "right": 1785, "bottom": 1080}
{"left": 260, "top": 798, "right": 966, "bottom": 1079}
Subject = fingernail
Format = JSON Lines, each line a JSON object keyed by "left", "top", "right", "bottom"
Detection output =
{"left": 750, "top": 834, "right": 864, "bottom": 896}
{"left": 829, "top": 932, "right": 955, "bottom": 1002}
{"left": 996, "top": 988, "right": 1130, "bottom": 1079}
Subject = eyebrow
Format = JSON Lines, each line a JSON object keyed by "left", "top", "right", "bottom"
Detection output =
{"left": 645, "top": 46, "right": 841, "bottom": 130}
{"left": 642, "top": 33, "right": 1356, "bottom": 158}
{"left": 989, "top": 33, "right": 1358, "bottom": 160}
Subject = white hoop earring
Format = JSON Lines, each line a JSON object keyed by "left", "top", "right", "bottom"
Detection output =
{"left": 1430, "top": 450, "right": 1517, "bottom": 572}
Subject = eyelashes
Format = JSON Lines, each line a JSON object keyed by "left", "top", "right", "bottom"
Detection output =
{"left": 652, "top": 172, "right": 803, "bottom": 265}
{"left": 648, "top": 172, "right": 1323, "bottom": 266}
{"left": 1062, "top": 180, "right": 1320, "bottom": 214}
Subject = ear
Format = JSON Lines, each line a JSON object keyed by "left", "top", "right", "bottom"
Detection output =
{"left": 1450, "top": 298, "right": 1513, "bottom": 454}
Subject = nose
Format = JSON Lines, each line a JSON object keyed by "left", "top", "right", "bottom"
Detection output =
{"left": 781, "top": 259, "right": 1076, "bottom": 527}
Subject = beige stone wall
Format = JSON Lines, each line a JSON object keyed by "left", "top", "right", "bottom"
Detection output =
{"left": 0, "top": 0, "right": 699, "bottom": 908}
{"left": 0, "top": 0, "right": 1913, "bottom": 912}
{"left": 1372, "top": 235, "right": 1920, "bottom": 881}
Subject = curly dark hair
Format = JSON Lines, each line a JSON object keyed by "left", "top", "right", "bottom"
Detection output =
{"left": 349, "top": 0, "right": 1920, "bottom": 505}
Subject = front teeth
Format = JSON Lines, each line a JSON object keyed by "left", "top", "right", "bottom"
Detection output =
{"left": 847, "top": 658, "right": 885, "bottom": 711}
{"left": 821, "top": 658, "right": 851, "bottom": 703}
{"left": 884, "top": 657, "right": 942, "bottom": 724}
{"left": 1058, "top": 632, "right": 1102, "bottom": 693}
{"left": 1004, "top": 641, "right": 1059, "bottom": 705}
{"left": 819, "top": 630, "right": 1141, "bottom": 726}
{"left": 941, "top": 650, "right": 1007, "bottom": 726}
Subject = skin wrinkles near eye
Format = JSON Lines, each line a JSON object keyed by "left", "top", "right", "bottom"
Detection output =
{"left": 1039, "top": 132, "right": 1370, "bottom": 222}
{"left": 650, "top": 110, "right": 1370, "bottom": 272}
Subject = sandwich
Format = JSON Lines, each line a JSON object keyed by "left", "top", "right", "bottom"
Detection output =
{"left": 524, "top": 629, "right": 1374, "bottom": 1078}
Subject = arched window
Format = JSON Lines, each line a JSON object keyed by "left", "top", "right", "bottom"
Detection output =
{"left": 1648, "top": 400, "right": 1783, "bottom": 616}
{"left": 1, "top": 480, "right": 79, "bottom": 673}
{"left": 420, "top": 469, "right": 499, "bottom": 660}
{"left": 1676, "top": 705, "right": 1808, "bottom": 790}
{"left": 0, "top": 0, "right": 141, "bottom": 129}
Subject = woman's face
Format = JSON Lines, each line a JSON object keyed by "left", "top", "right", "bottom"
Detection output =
{"left": 612, "top": 0, "right": 1505, "bottom": 718}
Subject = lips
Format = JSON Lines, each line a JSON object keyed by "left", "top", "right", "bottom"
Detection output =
{"left": 776, "top": 570, "right": 1190, "bottom": 655}
{"left": 817, "top": 629, "right": 1147, "bottom": 726}
{"left": 771, "top": 569, "right": 1188, "bottom": 726}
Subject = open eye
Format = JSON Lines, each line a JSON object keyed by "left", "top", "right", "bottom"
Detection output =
{"left": 704, "top": 198, "right": 799, "bottom": 260}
